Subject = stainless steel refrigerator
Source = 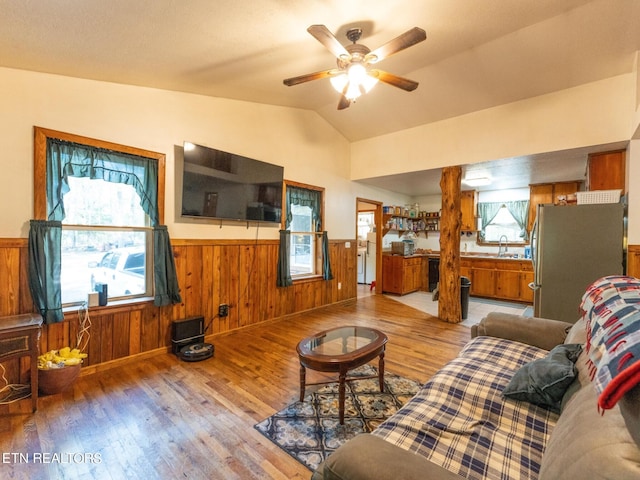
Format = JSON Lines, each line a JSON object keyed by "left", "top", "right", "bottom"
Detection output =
{"left": 531, "top": 203, "right": 625, "bottom": 323}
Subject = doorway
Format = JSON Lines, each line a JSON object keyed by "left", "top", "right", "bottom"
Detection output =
{"left": 356, "top": 198, "right": 382, "bottom": 296}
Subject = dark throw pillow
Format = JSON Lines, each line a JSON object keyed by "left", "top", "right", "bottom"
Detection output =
{"left": 502, "top": 343, "right": 583, "bottom": 413}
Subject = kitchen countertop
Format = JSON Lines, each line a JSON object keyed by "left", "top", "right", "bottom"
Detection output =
{"left": 384, "top": 252, "right": 531, "bottom": 261}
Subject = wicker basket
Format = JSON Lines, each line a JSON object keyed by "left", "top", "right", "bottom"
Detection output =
{"left": 38, "top": 364, "right": 81, "bottom": 395}
{"left": 576, "top": 189, "right": 621, "bottom": 205}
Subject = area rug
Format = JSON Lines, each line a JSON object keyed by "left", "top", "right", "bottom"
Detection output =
{"left": 254, "top": 365, "right": 422, "bottom": 471}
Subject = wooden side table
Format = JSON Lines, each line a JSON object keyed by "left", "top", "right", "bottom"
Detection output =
{"left": 0, "top": 313, "right": 43, "bottom": 412}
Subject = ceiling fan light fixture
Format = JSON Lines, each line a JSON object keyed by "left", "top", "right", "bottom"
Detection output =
{"left": 330, "top": 64, "right": 378, "bottom": 101}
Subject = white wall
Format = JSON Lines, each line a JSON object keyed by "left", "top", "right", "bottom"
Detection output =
{"left": 353, "top": 73, "right": 640, "bottom": 244}
{"left": 0, "top": 67, "right": 407, "bottom": 240}
{"left": 351, "top": 74, "right": 636, "bottom": 179}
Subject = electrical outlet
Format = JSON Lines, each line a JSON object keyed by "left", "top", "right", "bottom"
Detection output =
{"left": 218, "top": 304, "right": 229, "bottom": 317}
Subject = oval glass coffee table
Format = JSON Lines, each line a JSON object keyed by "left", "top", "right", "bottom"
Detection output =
{"left": 296, "top": 326, "right": 388, "bottom": 424}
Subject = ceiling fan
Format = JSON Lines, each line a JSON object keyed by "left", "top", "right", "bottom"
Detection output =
{"left": 283, "top": 25, "right": 427, "bottom": 110}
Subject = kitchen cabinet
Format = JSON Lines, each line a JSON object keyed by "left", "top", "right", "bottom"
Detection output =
{"left": 382, "top": 255, "right": 424, "bottom": 295}
{"left": 460, "top": 190, "right": 477, "bottom": 231}
{"left": 461, "top": 257, "right": 533, "bottom": 303}
{"left": 588, "top": 150, "right": 625, "bottom": 193}
{"left": 467, "top": 259, "right": 496, "bottom": 297}
{"left": 627, "top": 245, "right": 640, "bottom": 278}
{"left": 527, "top": 181, "right": 582, "bottom": 232}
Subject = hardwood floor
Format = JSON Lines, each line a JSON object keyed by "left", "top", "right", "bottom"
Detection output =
{"left": 1, "top": 294, "right": 471, "bottom": 480}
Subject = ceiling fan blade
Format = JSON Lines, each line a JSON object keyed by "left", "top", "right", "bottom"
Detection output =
{"left": 307, "top": 25, "right": 349, "bottom": 59}
{"left": 369, "top": 70, "right": 419, "bottom": 91}
{"left": 283, "top": 69, "right": 335, "bottom": 86}
{"left": 337, "top": 82, "right": 351, "bottom": 110}
{"left": 366, "top": 27, "right": 426, "bottom": 63}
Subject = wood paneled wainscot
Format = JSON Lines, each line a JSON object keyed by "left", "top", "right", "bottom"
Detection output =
{"left": 460, "top": 257, "right": 534, "bottom": 303}
{"left": 0, "top": 237, "right": 357, "bottom": 381}
{"left": 382, "top": 255, "right": 425, "bottom": 295}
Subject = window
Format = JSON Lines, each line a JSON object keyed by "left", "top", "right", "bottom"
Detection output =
{"left": 61, "top": 177, "right": 152, "bottom": 304}
{"left": 284, "top": 181, "right": 327, "bottom": 280}
{"left": 32, "top": 127, "right": 178, "bottom": 316}
{"left": 478, "top": 200, "right": 529, "bottom": 244}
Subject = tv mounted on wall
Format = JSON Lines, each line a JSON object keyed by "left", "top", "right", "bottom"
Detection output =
{"left": 181, "top": 142, "right": 284, "bottom": 224}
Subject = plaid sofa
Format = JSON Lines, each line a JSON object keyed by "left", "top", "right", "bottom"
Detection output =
{"left": 372, "top": 335, "right": 556, "bottom": 480}
{"left": 312, "top": 311, "right": 640, "bottom": 480}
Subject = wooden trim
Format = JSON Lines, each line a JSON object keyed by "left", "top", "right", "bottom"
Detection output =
{"left": 0, "top": 238, "right": 28, "bottom": 247}
{"left": 33, "top": 126, "right": 166, "bottom": 223}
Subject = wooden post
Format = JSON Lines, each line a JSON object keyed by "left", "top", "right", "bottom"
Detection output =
{"left": 438, "top": 166, "right": 462, "bottom": 323}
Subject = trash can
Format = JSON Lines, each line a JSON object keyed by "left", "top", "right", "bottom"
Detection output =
{"left": 460, "top": 276, "right": 471, "bottom": 319}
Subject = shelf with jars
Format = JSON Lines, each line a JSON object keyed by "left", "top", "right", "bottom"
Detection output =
{"left": 383, "top": 209, "right": 441, "bottom": 237}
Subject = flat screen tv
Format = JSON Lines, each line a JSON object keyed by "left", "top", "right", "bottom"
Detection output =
{"left": 181, "top": 142, "right": 284, "bottom": 224}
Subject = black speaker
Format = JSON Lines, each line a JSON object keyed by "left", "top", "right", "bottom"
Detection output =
{"left": 171, "top": 316, "right": 205, "bottom": 355}
{"left": 94, "top": 283, "right": 108, "bottom": 306}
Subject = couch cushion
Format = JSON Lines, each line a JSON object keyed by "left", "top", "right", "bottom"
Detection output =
{"left": 539, "top": 352, "right": 640, "bottom": 480}
{"left": 372, "top": 336, "right": 558, "bottom": 480}
{"left": 502, "top": 343, "right": 582, "bottom": 413}
{"left": 564, "top": 317, "right": 587, "bottom": 345}
{"left": 311, "top": 434, "right": 462, "bottom": 480}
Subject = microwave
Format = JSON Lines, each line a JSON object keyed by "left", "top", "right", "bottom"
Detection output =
{"left": 391, "top": 241, "right": 415, "bottom": 256}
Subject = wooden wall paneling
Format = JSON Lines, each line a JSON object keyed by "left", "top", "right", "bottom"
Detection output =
{"left": 262, "top": 243, "right": 277, "bottom": 323}
{"left": 201, "top": 245, "right": 216, "bottom": 332}
{"left": 112, "top": 312, "right": 131, "bottom": 360}
{"left": 228, "top": 245, "right": 241, "bottom": 330}
{"left": 99, "top": 313, "right": 114, "bottom": 364}
{"left": 129, "top": 308, "right": 142, "bottom": 356}
{"left": 184, "top": 245, "right": 204, "bottom": 319}
{"left": 19, "top": 245, "right": 33, "bottom": 314}
{"left": 238, "top": 244, "right": 256, "bottom": 328}
{"left": 1, "top": 237, "right": 357, "bottom": 375}
{"left": 210, "top": 245, "right": 223, "bottom": 333}
{"left": 0, "top": 247, "right": 20, "bottom": 315}
{"left": 158, "top": 306, "right": 173, "bottom": 348}
{"left": 86, "top": 315, "right": 102, "bottom": 366}
{"left": 44, "top": 320, "right": 69, "bottom": 356}
{"left": 140, "top": 308, "right": 160, "bottom": 353}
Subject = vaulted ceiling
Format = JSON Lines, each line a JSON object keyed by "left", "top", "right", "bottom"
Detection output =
{"left": 2, "top": 0, "right": 639, "bottom": 194}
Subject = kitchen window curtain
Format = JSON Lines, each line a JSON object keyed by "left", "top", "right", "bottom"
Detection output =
{"left": 477, "top": 200, "right": 529, "bottom": 240}
{"left": 504, "top": 200, "right": 529, "bottom": 239}
{"left": 28, "top": 220, "right": 64, "bottom": 324}
{"left": 28, "top": 138, "right": 181, "bottom": 320}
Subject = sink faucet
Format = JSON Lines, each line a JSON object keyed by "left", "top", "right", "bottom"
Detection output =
{"left": 498, "top": 235, "right": 508, "bottom": 257}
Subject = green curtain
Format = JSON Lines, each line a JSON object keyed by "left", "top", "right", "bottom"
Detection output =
{"left": 46, "top": 138, "right": 159, "bottom": 224}
{"left": 153, "top": 226, "right": 182, "bottom": 306}
{"left": 29, "top": 138, "right": 181, "bottom": 313}
{"left": 28, "top": 220, "right": 64, "bottom": 324}
{"left": 504, "top": 200, "right": 530, "bottom": 239}
{"left": 321, "top": 231, "right": 333, "bottom": 280}
{"left": 285, "top": 186, "right": 321, "bottom": 230}
{"left": 277, "top": 230, "right": 293, "bottom": 287}
{"left": 477, "top": 200, "right": 530, "bottom": 241}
